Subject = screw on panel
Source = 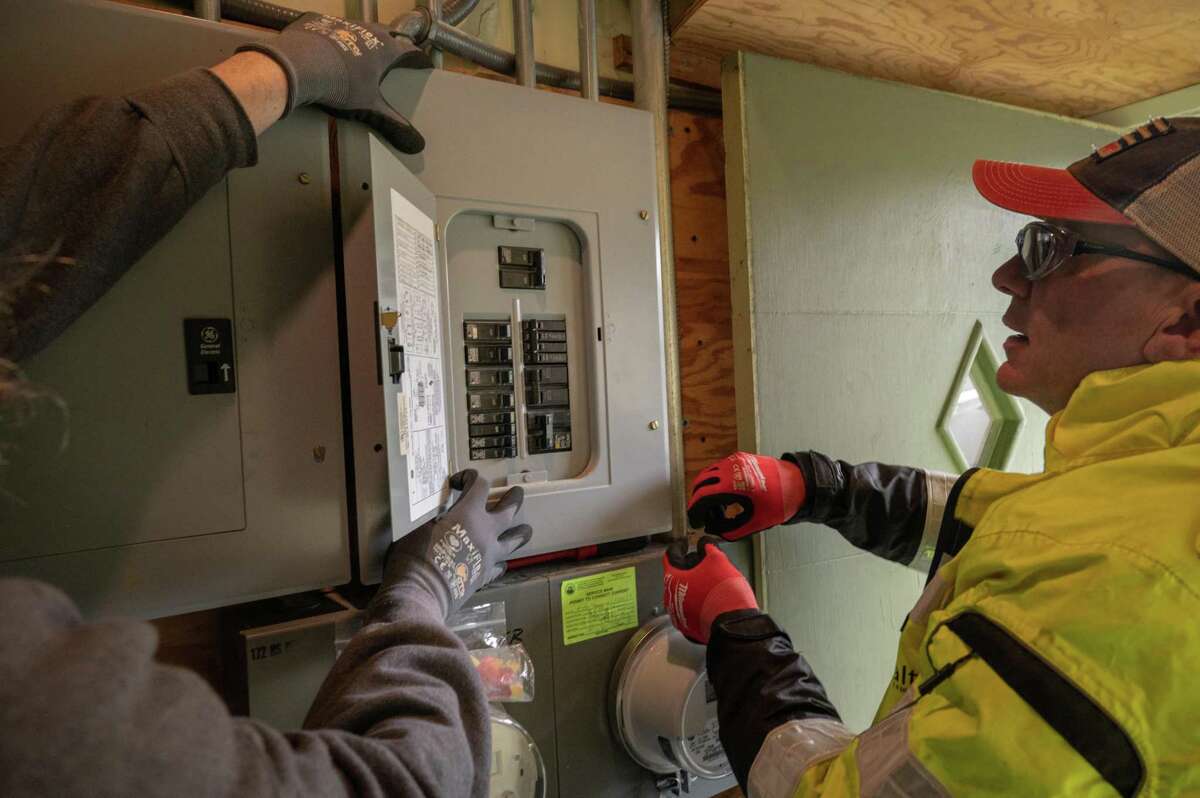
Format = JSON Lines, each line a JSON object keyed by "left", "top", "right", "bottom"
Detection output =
{"left": 313, "top": 445, "right": 326, "bottom": 463}
{"left": 648, "top": 420, "right": 660, "bottom": 430}
{"left": 298, "top": 172, "right": 312, "bottom": 185}
{"left": 639, "top": 210, "right": 650, "bottom": 220}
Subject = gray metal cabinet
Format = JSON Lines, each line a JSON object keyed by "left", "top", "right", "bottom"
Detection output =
{"left": 1, "top": 1, "right": 349, "bottom": 618}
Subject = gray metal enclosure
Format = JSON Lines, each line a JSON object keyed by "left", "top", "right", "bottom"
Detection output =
{"left": 1, "top": 1, "right": 350, "bottom": 619}
{"left": 0, "top": 0, "right": 673, "bottom": 617}
{"left": 340, "top": 68, "right": 673, "bottom": 583}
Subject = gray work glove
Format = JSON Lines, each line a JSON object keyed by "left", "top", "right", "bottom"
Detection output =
{"left": 380, "top": 469, "right": 533, "bottom": 618}
{"left": 237, "top": 13, "right": 432, "bottom": 153}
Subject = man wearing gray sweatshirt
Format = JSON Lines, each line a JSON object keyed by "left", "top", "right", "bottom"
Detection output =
{"left": 0, "top": 14, "right": 530, "bottom": 797}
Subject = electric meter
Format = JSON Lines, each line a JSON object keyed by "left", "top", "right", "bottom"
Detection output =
{"left": 610, "top": 615, "right": 732, "bottom": 780}
{"left": 489, "top": 706, "right": 546, "bottom": 798}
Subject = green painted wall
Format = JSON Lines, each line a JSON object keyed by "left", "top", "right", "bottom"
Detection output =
{"left": 1090, "top": 82, "right": 1200, "bottom": 127}
{"left": 723, "top": 52, "right": 1116, "bottom": 730}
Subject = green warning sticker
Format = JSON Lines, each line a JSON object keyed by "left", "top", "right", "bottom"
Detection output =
{"left": 560, "top": 567, "right": 639, "bottom": 646}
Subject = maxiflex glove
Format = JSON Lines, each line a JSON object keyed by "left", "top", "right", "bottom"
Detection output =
{"left": 238, "top": 13, "right": 432, "bottom": 153}
{"left": 382, "top": 469, "right": 532, "bottom": 618}
{"left": 687, "top": 452, "right": 807, "bottom": 541}
{"left": 663, "top": 536, "right": 758, "bottom": 645}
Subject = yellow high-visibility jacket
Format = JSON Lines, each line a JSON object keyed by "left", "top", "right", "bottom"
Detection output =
{"left": 716, "top": 361, "right": 1200, "bottom": 797}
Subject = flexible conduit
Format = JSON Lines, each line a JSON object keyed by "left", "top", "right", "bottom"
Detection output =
{"left": 219, "top": 0, "right": 478, "bottom": 30}
{"left": 219, "top": 0, "right": 299, "bottom": 29}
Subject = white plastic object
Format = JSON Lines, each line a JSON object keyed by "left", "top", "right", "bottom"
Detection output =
{"left": 489, "top": 706, "right": 546, "bottom": 798}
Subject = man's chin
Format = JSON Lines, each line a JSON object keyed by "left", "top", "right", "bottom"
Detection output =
{"left": 995, "top": 361, "right": 1027, "bottom": 400}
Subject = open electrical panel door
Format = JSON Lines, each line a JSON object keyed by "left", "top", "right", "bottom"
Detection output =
{"left": 339, "top": 131, "right": 453, "bottom": 556}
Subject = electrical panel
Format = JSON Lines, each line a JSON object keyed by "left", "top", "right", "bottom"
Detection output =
{"left": 1, "top": 0, "right": 673, "bottom": 613}
{"left": 342, "top": 68, "right": 673, "bottom": 581}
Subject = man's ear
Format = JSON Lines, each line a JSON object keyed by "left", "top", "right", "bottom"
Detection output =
{"left": 1144, "top": 285, "right": 1200, "bottom": 363}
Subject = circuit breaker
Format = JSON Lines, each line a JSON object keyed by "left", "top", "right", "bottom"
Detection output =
{"left": 450, "top": 212, "right": 591, "bottom": 483}
{"left": 340, "top": 68, "right": 673, "bottom": 581}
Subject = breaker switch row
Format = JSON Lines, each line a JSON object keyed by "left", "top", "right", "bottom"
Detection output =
{"left": 523, "top": 319, "right": 572, "bottom": 454}
{"left": 464, "top": 320, "right": 518, "bottom": 460}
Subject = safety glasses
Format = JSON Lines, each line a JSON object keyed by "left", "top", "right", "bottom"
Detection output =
{"left": 1015, "top": 221, "right": 1199, "bottom": 282}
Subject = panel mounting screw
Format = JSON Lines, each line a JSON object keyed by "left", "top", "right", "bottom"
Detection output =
{"left": 298, "top": 172, "right": 312, "bottom": 185}
{"left": 313, "top": 445, "right": 326, "bottom": 463}
{"left": 648, "top": 420, "right": 660, "bottom": 430}
{"left": 639, "top": 210, "right": 649, "bottom": 220}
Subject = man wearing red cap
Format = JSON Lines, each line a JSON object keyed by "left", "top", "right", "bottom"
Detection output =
{"left": 665, "top": 119, "right": 1200, "bottom": 796}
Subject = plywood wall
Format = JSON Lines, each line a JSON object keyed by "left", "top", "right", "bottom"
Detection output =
{"left": 670, "top": 112, "right": 737, "bottom": 484}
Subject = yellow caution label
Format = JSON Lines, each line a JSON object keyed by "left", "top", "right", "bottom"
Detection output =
{"left": 560, "top": 567, "right": 639, "bottom": 646}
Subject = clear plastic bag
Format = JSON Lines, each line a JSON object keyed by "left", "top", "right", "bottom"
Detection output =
{"left": 469, "top": 643, "right": 535, "bottom": 702}
{"left": 448, "top": 602, "right": 507, "bottom": 650}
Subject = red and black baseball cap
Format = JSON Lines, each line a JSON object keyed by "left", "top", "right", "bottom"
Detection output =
{"left": 973, "top": 117, "right": 1200, "bottom": 276}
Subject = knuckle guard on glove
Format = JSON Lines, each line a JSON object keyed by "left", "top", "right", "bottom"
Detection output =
{"left": 686, "top": 452, "right": 807, "bottom": 541}
{"left": 662, "top": 536, "right": 758, "bottom": 645}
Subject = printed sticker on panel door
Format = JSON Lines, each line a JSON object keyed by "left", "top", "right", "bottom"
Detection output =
{"left": 391, "top": 188, "right": 448, "bottom": 521}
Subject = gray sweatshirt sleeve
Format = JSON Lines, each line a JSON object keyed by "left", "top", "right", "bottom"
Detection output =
{"left": 0, "top": 68, "right": 257, "bottom": 363}
{"left": 0, "top": 578, "right": 490, "bottom": 798}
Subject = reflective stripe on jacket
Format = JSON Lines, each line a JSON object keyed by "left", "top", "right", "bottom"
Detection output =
{"left": 749, "top": 360, "right": 1200, "bottom": 797}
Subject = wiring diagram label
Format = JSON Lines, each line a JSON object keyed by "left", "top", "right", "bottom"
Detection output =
{"left": 391, "top": 188, "right": 448, "bottom": 521}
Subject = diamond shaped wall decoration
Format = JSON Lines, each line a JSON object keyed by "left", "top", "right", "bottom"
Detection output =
{"left": 936, "top": 322, "right": 1024, "bottom": 471}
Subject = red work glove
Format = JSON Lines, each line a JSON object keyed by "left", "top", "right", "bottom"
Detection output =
{"left": 663, "top": 536, "right": 758, "bottom": 645}
{"left": 687, "top": 452, "right": 807, "bottom": 540}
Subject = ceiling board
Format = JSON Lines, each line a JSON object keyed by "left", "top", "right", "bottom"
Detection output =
{"left": 674, "top": 0, "right": 1200, "bottom": 117}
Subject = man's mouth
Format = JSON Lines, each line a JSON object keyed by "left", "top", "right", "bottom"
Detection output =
{"left": 1003, "top": 333, "right": 1030, "bottom": 353}
{"left": 1002, "top": 308, "right": 1029, "bottom": 350}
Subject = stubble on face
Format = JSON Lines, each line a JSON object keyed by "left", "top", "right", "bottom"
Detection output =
{"left": 994, "top": 220, "right": 1189, "bottom": 414}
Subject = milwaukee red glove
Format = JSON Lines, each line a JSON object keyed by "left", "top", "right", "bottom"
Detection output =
{"left": 687, "top": 452, "right": 807, "bottom": 541}
{"left": 663, "top": 536, "right": 758, "bottom": 645}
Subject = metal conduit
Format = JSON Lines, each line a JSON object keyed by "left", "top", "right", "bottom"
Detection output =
{"left": 577, "top": 0, "right": 599, "bottom": 101}
{"left": 218, "top": 0, "right": 476, "bottom": 31}
{"left": 194, "top": 0, "right": 220, "bottom": 21}
{"left": 441, "top": 0, "right": 478, "bottom": 26}
{"left": 632, "top": 0, "right": 686, "bottom": 541}
{"left": 426, "top": 21, "right": 718, "bottom": 112}
{"left": 512, "top": 0, "right": 535, "bottom": 87}
{"left": 213, "top": 0, "right": 718, "bottom": 112}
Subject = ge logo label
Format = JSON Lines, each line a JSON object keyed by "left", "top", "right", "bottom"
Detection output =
{"left": 201, "top": 326, "right": 220, "bottom": 345}
{"left": 565, "top": 584, "right": 576, "bottom": 596}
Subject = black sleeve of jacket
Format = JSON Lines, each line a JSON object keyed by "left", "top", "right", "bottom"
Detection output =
{"left": 782, "top": 450, "right": 929, "bottom": 565}
{"left": 0, "top": 68, "right": 257, "bottom": 362}
{"left": 707, "top": 609, "right": 840, "bottom": 792}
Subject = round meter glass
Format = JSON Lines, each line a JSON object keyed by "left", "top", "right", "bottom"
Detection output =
{"left": 611, "top": 615, "right": 732, "bottom": 781}
{"left": 489, "top": 708, "right": 545, "bottom": 798}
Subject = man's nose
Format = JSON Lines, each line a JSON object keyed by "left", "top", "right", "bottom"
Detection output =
{"left": 992, "top": 254, "right": 1030, "bottom": 299}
